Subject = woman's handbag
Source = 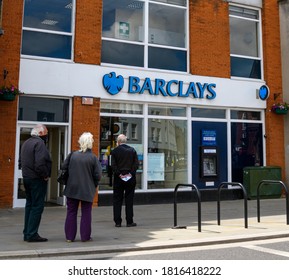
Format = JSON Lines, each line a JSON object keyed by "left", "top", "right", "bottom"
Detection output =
{"left": 57, "top": 169, "right": 69, "bottom": 185}
{"left": 57, "top": 152, "right": 73, "bottom": 185}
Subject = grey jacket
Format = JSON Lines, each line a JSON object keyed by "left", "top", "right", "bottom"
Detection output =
{"left": 20, "top": 136, "right": 52, "bottom": 179}
{"left": 62, "top": 150, "right": 102, "bottom": 202}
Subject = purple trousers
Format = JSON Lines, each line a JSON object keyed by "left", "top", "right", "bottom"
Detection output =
{"left": 64, "top": 197, "right": 93, "bottom": 242}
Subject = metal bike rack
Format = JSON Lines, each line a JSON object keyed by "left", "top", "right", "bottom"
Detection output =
{"left": 257, "top": 180, "right": 289, "bottom": 225}
{"left": 217, "top": 182, "right": 248, "bottom": 228}
{"left": 173, "top": 183, "right": 201, "bottom": 232}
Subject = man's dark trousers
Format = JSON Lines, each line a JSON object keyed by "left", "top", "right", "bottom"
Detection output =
{"left": 23, "top": 178, "right": 47, "bottom": 240}
{"left": 113, "top": 176, "right": 136, "bottom": 225}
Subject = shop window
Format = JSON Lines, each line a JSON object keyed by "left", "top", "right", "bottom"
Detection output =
{"left": 123, "top": 122, "right": 129, "bottom": 137}
{"left": 99, "top": 116, "right": 143, "bottom": 190}
{"left": 21, "top": 0, "right": 74, "bottom": 60}
{"left": 18, "top": 96, "right": 69, "bottom": 122}
{"left": 231, "top": 122, "right": 263, "bottom": 183}
{"left": 151, "top": 127, "right": 157, "bottom": 142}
{"left": 102, "top": 0, "right": 188, "bottom": 72}
{"left": 131, "top": 123, "right": 138, "bottom": 140}
{"left": 148, "top": 119, "right": 187, "bottom": 189}
{"left": 229, "top": 5, "right": 262, "bottom": 79}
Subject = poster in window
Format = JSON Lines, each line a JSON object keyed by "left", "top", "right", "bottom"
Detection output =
{"left": 148, "top": 153, "right": 164, "bottom": 181}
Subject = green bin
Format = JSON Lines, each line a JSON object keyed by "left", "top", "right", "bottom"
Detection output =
{"left": 243, "top": 166, "right": 282, "bottom": 199}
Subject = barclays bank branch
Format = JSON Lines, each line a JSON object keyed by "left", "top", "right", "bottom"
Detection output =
{"left": 96, "top": 68, "right": 266, "bottom": 201}
{"left": 2, "top": 0, "right": 284, "bottom": 208}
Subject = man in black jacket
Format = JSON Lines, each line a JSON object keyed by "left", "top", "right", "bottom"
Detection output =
{"left": 20, "top": 124, "right": 52, "bottom": 242}
{"left": 111, "top": 134, "right": 139, "bottom": 227}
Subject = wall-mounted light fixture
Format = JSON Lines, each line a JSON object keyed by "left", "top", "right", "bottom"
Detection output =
{"left": 274, "top": 93, "right": 281, "bottom": 100}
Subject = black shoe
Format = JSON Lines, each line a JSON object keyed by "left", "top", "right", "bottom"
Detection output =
{"left": 81, "top": 238, "right": 93, "bottom": 242}
{"left": 27, "top": 234, "right": 48, "bottom": 242}
{"left": 127, "top": 222, "right": 137, "bottom": 227}
{"left": 115, "top": 224, "right": 121, "bottom": 227}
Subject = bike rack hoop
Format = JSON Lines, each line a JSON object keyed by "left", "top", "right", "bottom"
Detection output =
{"left": 217, "top": 182, "right": 248, "bottom": 228}
{"left": 173, "top": 184, "right": 202, "bottom": 232}
{"left": 257, "top": 180, "right": 289, "bottom": 225}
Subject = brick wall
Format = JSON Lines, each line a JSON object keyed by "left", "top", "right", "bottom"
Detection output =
{"left": 74, "top": 0, "right": 102, "bottom": 64}
{"left": 0, "top": 0, "right": 23, "bottom": 207}
{"left": 189, "top": 0, "right": 231, "bottom": 78}
{"left": 262, "top": 1, "right": 285, "bottom": 177}
{"left": 0, "top": 0, "right": 286, "bottom": 207}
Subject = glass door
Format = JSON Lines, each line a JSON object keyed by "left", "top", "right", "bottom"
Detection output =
{"left": 14, "top": 124, "right": 68, "bottom": 207}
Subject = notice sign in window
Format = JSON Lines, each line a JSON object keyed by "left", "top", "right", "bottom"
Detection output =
{"left": 148, "top": 153, "right": 165, "bottom": 181}
{"left": 119, "top": 22, "right": 130, "bottom": 39}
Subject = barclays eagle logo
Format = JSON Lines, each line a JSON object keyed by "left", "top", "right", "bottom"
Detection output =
{"left": 259, "top": 85, "right": 270, "bottom": 101}
{"left": 102, "top": 72, "right": 124, "bottom": 95}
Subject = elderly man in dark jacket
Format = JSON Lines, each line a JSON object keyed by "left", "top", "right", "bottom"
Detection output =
{"left": 20, "top": 124, "right": 52, "bottom": 242}
{"left": 111, "top": 134, "right": 139, "bottom": 227}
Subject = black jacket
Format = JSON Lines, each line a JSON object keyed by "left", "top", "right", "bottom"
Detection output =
{"left": 20, "top": 136, "right": 52, "bottom": 179}
{"left": 111, "top": 144, "right": 139, "bottom": 176}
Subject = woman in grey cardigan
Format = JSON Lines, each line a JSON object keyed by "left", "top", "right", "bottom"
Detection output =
{"left": 62, "top": 132, "right": 102, "bottom": 242}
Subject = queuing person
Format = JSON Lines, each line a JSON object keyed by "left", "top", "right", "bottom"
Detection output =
{"left": 111, "top": 134, "right": 139, "bottom": 227}
{"left": 62, "top": 132, "right": 102, "bottom": 242}
{"left": 20, "top": 124, "right": 51, "bottom": 242}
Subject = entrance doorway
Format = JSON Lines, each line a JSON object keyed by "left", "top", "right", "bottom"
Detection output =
{"left": 14, "top": 124, "right": 69, "bottom": 208}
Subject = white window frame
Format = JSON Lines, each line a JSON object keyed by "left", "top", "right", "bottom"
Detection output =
{"left": 21, "top": 0, "right": 76, "bottom": 62}
{"left": 229, "top": 4, "right": 264, "bottom": 81}
{"left": 101, "top": 0, "right": 189, "bottom": 73}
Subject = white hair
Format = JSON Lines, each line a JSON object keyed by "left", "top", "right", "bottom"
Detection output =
{"left": 31, "top": 124, "right": 46, "bottom": 136}
{"left": 78, "top": 132, "right": 94, "bottom": 152}
{"left": 117, "top": 134, "right": 127, "bottom": 144}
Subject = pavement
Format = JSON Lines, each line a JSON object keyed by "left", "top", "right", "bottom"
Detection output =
{"left": 0, "top": 197, "right": 289, "bottom": 259}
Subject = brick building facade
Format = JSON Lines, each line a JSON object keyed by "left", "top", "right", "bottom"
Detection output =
{"left": 0, "top": 0, "right": 286, "bottom": 208}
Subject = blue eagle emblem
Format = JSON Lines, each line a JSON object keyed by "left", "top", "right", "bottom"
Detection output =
{"left": 102, "top": 72, "right": 124, "bottom": 95}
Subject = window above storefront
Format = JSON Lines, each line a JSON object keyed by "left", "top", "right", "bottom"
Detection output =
{"left": 21, "top": 0, "right": 74, "bottom": 60}
{"left": 101, "top": 0, "right": 188, "bottom": 72}
{"left": 229, "top": 5, "right": 262, "bottom": 79}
